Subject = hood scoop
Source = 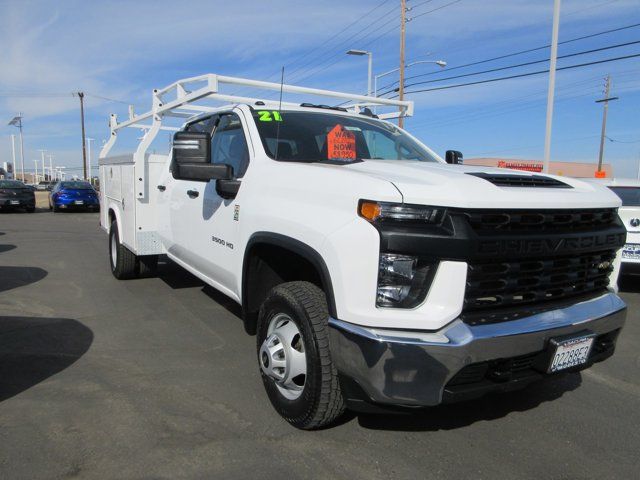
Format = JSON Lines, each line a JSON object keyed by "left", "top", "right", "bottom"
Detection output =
{"left": 466, "top": 172, "right": 572, "bottom": 189}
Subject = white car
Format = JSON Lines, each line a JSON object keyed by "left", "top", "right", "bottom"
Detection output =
{"left": 588, "top": 178, "right": 640, "bottom": 273}
{"left": 98, "top": 75, "right": 627, "bottom": 429}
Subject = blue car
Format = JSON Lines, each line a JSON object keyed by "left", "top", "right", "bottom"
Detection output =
{"left": 49, "top": 181, "right": 100, "bottom": 212}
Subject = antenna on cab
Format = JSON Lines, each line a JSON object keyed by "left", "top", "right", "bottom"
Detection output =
{"left": 274, "top": 67, "right": 284, "bottom": 161}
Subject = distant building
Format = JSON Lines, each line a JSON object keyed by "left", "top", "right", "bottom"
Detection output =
{"left": 464, "top": 158, "right": 613, "bottom": 178}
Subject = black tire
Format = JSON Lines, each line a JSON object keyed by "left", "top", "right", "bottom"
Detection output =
{"left": 26, "top": 206, "right": 35, "bottom": 213}
{"left": 52, "top": 203, "right": 59, "bottom": 212}
{"left": 48, "top": 202, "right": 52, "bottom": 211}
{"left": 257, "top": 281, "right": 345, "bottom": 430}
{"left": 137, "top": 255, "right": 159, "bottom": 278}
{"left": 109, "top": 220, "right": 137, "bottom": 279}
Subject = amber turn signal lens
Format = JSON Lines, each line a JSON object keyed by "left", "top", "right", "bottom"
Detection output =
{"left": 360, "top": 201, "right": 381, "bottom": 221}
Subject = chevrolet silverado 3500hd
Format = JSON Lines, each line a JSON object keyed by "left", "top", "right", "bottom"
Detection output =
{"left": 99, "top": 75, "right": 627, "bottom": 429}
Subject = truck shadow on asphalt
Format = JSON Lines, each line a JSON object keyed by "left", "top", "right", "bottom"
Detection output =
{"left": 0, "top": 266, "right": 48, "bottom": 293}
{"left": 354, "top": 373, "right": 582, "bottom": 431}
{"left": 0, "top": 316, "right": 94, "bottom": 402}
{"left": 0, "top": 244, "right": 16, "bottom": 253}
{"left": 156, "top": 257, "right": 243, "bottom": 319}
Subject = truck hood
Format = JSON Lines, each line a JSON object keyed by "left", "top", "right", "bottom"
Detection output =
{"left": 343, "top": 160, "right": 622, "bottom": 209}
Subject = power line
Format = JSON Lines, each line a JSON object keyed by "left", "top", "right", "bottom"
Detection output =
{"left": 271, "top": 1, "right": 399, "bottom": 83}
{"left": 385, "top": 39, "right": 640, "bottom": 93}
{"left": 378, "top": 22, "right": 640, "bottom": 92}
{"left": 391, "top": 53, "right": 640, "bottom": 96}
{"left": 84, "top": 92, "right": 132, "bottom": 105}
{"left": 407, "top": 0, "right": 464, "bottom": 21}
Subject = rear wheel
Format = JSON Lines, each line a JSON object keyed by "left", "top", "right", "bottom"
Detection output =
{"left": 26, "top": 206, "right": 35, "bottom": 213}
{"left": 109, "top": 220, "right": 137, "bottom": 279}
{"left": 257, "top": 281, "right": 345, "bottom": 430}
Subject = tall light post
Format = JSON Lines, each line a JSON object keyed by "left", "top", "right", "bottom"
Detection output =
{"left": 374, "top": 60, "right": 446, "bottom": 98}
{"left": 543, "top": 0, "right": 561, "bottom": 173}
{"left": 10, "top": 134, "right": 16, "bottom": 174}
{"left": 8, "top": 113, "right": 25, "bottom": 181}
{"left": 87, "top": 137, "right": 94, "bottom": 185}
{"left": 34, "top": 160, "right": 39, "bottom": 183}
{"left": 48, "top": 154, "right": 54, "bottom": 183}
{"left": 38, "top": 149, "right": 46, "bottom": 181}
{"left": 346, "top": 49, "right": 373, "bottom": 96}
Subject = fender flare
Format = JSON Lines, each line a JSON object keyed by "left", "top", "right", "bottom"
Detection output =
{"left": 242, "top": 232, "right": 338, "bottom": 319}
{"left": 106, "top": 203, "right": 124, "bottom": 243}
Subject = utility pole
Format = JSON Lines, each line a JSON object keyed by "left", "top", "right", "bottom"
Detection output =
{"left": 87, "top": 137, "right": 94, "bottom": 185}
{"left": 596, "top": 75, "right": 618, "bottom": 176}
{"left": 398, "top": 0, "right": 407, "bottom": 129}
{"left": 543, "top": 0, "right": 561, "bottom": 173}
{"left": 77, "top": 92, "right": 88, "bottom": 180}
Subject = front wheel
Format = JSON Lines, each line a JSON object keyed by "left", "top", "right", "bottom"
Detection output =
{"left": 257, "top": 281, "right": 345, "bottom": 430}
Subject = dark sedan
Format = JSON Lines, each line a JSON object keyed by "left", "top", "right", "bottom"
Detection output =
{"left": 49, "top": 181, "right": 100, "bottom": 212}
{"left": 0, "top": 180, "right": 36, "bottom": 213}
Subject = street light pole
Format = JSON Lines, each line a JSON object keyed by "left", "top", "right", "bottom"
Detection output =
{"left": 7, "top": 113, "right": 26, "bottom": 181}
{"left": 346, "top": 49, "right": 373, "bottom": 96}
{"left": 34, "top": 160, "right": 38, "bottom": 183}
{"left": 10, "top": 134, "right": 16, "bottom": 176}
{"left": 38, "top": 149, "right": 46, "bottom": 181}
{"left": 543, "top": 0, "right": 561, "bottom": 173}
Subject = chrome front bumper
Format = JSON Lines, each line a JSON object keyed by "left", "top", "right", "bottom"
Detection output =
{"left": 329, "top": 292, "right": 627, "bottom": 407}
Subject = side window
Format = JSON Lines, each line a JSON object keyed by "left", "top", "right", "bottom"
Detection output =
{"left": 210, "top": 113, "right": 250, "bottom": 178}
{"left": 185, "top": 116, "right": 215, "bottom": 133}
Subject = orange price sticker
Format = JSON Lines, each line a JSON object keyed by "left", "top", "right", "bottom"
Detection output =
{"left": 327, "top": 124, "right": 356, "bottom": 161}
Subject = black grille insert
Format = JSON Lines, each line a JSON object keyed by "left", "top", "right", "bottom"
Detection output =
{"left": 463, "top": 208, "right": 617, "bottom": 233}
{"left": 467, "top": 172, "right": 572, "bottom": 188}
{"left": 464, "top": 250, "right": 615, "bottom": 316}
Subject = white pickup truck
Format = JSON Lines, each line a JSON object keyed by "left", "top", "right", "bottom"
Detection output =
{"left": 99, "top": 74, "right": 627, "bottom": 429}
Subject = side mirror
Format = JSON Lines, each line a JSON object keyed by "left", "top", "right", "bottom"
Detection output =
{"left": 172, "top": 131, "right": 210, "bottom": 164}
{"left": 445, "top": 150, "right": 463, "bottom": 165}
{"left": 172, "top": 130, "right": 234, "bottom": 182}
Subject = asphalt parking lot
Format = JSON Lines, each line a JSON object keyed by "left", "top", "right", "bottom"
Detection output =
{"left": 1, "top": 209, "right": 639, "bottom": 480}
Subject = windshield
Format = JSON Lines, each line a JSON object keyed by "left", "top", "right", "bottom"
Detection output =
{"left": 609, "top": 186, "right": 640, "bottom": 206}
{"left": 252, "top": 110, "right": 438, "bottom": 164}
{"left": 0, "top": 180, "right": 25, "bottom": 189}
{"left": 60, "top": 181, "right": 93, "bottom": 190}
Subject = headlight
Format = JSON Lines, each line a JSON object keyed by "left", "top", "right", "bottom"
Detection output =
{"left": 377, "top": 253, "right": 434, "bottom": 308}
{"left": 359, "top": 200, "right": 444, "bottom": 224}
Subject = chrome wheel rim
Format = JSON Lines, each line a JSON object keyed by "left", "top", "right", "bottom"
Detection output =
{"left": 259, "top": 313, "right": 306, "bottom": 400}
{"left": 110, "top": 232, "right": 117, "bottom": 268}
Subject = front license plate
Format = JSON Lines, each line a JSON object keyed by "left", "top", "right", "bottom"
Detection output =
{"left": 10, "top": 200, "right": 20, "bottom": 205}
{"left": 548, "top": 334, "right": 595, "bottom": 373}
{"left": 74, "top": 200, "right": 84, "bottom": 205}
{"left": 622, "top": 243, "right": 640, "bottom": 259}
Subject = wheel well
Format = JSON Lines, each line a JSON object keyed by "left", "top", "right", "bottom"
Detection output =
{"left": 242, "top": 240, "right": 334, "bottom": 335}
{"left": 108, "top": 208, "right": 116, "bottom": 229}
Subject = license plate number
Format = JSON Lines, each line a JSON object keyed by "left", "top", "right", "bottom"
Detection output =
{"left": 10, "top": 200, "right": 20, "bottom": 205}
{"left": 622, "top": 243, "right": 640, "bottom": 259}
{"left": 549, "top": 335, "right": 594, "bottom": 373}
{"left": 74, "top": 200, "right": 84, "bottom": 205}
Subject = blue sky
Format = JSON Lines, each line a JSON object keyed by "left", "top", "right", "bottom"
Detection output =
{"left": 0, "top": 0, "right": 639, "bottom": 179}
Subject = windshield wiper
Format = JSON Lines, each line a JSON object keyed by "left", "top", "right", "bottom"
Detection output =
{"left": 299, "top": 103, "right": 348, "bottom": 112}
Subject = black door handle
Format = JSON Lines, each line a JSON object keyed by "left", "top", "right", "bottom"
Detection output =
{"left": 187, "top": 190, "right": 199, "bottom": 198}
{"left": 157, "top": 185, "right": 166, "bottom": 191}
